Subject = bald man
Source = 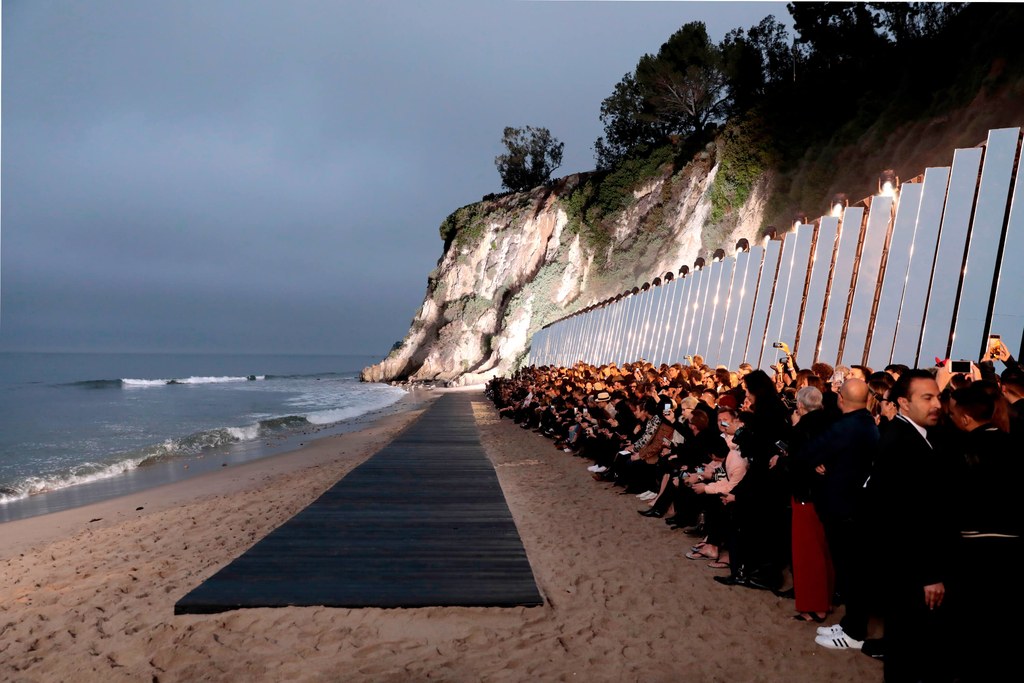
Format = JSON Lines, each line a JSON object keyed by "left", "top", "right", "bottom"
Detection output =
{"left": 808, "top": 378, "right": 881, "bottom": 651}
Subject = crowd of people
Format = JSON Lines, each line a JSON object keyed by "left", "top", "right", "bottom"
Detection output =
{"left": 485, "top": 339, "right": 1022, "bottom": 683}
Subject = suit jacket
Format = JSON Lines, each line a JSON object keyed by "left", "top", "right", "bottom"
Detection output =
{"left": 865, "top": 415, "right": 959, "bottom": 590}
{"left": 805, "top": 408, "right": 878, "bottom": 519}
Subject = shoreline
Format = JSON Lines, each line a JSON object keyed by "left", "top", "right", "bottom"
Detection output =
{"left": 0, "top": 387, "right": 439, "bottom": 557}
{"left": 0, "top": 386, "right": 428, "bottom": 525}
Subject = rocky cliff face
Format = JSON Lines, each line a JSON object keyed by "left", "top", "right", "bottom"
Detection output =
{"left": 361, "top": 147, "right": 768, "bottom": 385}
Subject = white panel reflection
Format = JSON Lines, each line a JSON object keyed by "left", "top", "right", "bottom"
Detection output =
{"left": 725, "top": 248, "right": 761, "bottom": 370}
{"left": 991, "top": 140, "right": 1024, "bottom": 358}
{"left": 951, "top": 127, "right": 1021, "bottom": 360}
{"left": 696, "top": 261, "right": 724, "bottom": 360}
{"left": 919, "top": 146, "right": 984, "bottom": 362}
{"left": 843, "top": 195, "right": 894, "bottom": 366}
{"left": 892, "top": 167, "right": 951, "bottom": 366}
{"left": 654, "top": 278, "right": 679, "bottom": 365}
{"left": 868, "top": 184, "right": 924, "bottom": 369}
{"left": 706, "top": 257, "right": 737, "bottom": 367}
{"left": 797, "top": 217, "right": 838, "bottom": 368}
{"left": 683, "top": 268, "right": 708, "bottom": 358}
{"left": 644, "top": 283, "right": 664, "bottom": 364}
{"left": 763, "top": 233, "right": 798, "bottom": 365}
{"left": 669, "top": 276, "right": 694, "bottom": 363}
{"left": 818, "top": 206, "right": 865, "bottom": 366}
{"left": 747, "top": 240, "right": 782, "bottom": 368}
{"left": 778, "top": 224, "right": 814, "bottom": 357}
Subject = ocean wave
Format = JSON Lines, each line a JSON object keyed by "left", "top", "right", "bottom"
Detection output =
{"left": 66, "top": 375, "right": 268, "bottom": 388}
{"left": 0, "top": 422, "right": 268, "bottom": 505}
{"left": 133, "top": 375, "right": 267, "bottom": 386}
{"left": 0, "top": 385, "right": 406, "bottom": 506}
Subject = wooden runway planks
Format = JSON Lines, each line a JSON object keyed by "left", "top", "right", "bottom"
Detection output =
{"left": 174, "top": 393, "right": 543, "bottom": 613}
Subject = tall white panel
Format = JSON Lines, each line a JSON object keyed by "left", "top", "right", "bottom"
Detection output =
{"left": 723, "top": 248, "right": 760, "bottom": 370}
{"left": 867, "top": 184, "right": 924, "bottom": 369}
{"left": 777, "top": 224, "right": 815, "bottom": 356}
{"left": 762, "top": 233, "right": 799, "bottom": 366}
{"left": 991, "top": 141, "right": 1024, "bottom": 358}
{"left": 668, "top": 276, "right": 694, "bottom": 363}
{"left": 892, "top": 167, "right": 951, "bottom": 367}
{"left": 653, "top": 279, "right": 680, "bottom": 365}
{"left": 919, "top": 147, "right": 984, "bottom": 362}
{"left": 643, "top": 284, "right": 666, "bottom": 362}
{"left": 951, "top": 128, "right": 1021, "bottom": 360}
{"left": 818, "top": 206, "right": 866, "bottom": 366}
{"left": 797, "top": 217, "right": 839, "bottom": 368}
{"left": 682, "top": 268, "right": 708, "bottom": 358}
{"left": 842, "top": 195, "right": 895, "bottom": 366}
{"left": 746, "top": 240, "right": 783, "bottom": 368}
{"left": 706, "top": 257, "right": 737, "bottom": 367}
{"left": 695, "top": 261, "right": 725, "bottom": 360}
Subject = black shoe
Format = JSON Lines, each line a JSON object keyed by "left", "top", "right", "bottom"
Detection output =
{"left": 743, "top": 577, "right": 777, "bottom": 591}
{"left": 714, "top": 574, "right": 747, "bottom": 587}
{"left": 773, "top": 587, "right": 796, "bottom": 599}
{"left": 861, "top": 639, "right": 885, "bottom": 660}
{"left": 638, "top": 508, "right": 663, "bottom": 518}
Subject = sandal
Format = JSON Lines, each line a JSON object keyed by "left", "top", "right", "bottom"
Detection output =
{"left": 706, "top": 560, "right": 730, "bottom": 569}
{"left": 685, "top": 550, "right": 718, "bottom": 561}
{"left": 792, "top": 612, "right": 827, "bottom": 623}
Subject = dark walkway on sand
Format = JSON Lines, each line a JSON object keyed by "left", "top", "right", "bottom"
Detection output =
{"left": 175, "top": 392, "right": 543, "bottom": 614}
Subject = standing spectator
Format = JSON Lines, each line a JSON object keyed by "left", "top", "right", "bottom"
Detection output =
{"left": 863, "top": 370, "right": 958, "bottom": 682}
{"left": 787, "top": 387, "right": 835, "bottom": 623}
{"left": 947, "top": 383, "right": 1022, "bottom": 681}
{"left": 810, "top": 379, "right": 880, "bottom": 650}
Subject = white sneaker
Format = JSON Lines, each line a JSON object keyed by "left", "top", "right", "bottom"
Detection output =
{"left": 563, "top": 448, "right": 572, "bottom": 452}
{"left": 587, "top": 465, "right": 600, "bottom": 472}
{"left": 816, "top": 624, "right": 844, "bottom": 637}
{"left": 815, "top": 629, "right": 863, "bottom": 650}
{"left": 636, "top": 491, "right": 657, "bottom": 500}
{"left": 592, "top": 466, "right": 607, "bottom": 473}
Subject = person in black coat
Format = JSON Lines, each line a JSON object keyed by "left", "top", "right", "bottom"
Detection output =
{"left": 947, "top": 383, "right": 1022, "bottom": 682}
{"left": 807, "top": 379, "right": 880, "bottom": 649}
{"left": 865, "top": 370, "right": 958, "bottom": 682}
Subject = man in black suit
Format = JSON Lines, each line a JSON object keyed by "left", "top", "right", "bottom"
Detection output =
{"left": 810, "top": 379, "right": 879, "bottom": 651}
{"left": 866, "top": 370, "right": 958, "bottom": 682}
{"left": 947, "top": 383, "right": 1021, "bottom": 681}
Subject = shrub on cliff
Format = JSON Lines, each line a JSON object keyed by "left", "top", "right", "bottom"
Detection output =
{"left": 494, "top": 126, "right": 564, "bottom": 192}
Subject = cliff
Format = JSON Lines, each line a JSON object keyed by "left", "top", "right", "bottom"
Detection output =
{"left": 361, "top": 67, "right": 1024, "bottom": 386}
{"left": 361, "top": 143, "right": 769, "bottom": 385}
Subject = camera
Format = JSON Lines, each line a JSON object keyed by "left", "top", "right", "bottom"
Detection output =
{"left": 772, "top": 342, "right": 785, "bottom": 349}
{"left": 950, "top": 360, "right": 971, "bottom": 373}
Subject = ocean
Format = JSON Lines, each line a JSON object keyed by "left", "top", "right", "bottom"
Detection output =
{"left": 0, "top": 352, "right": 406, "bottom": 523}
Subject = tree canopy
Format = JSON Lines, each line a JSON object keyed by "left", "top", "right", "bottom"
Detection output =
{"left": 592, "top": 3, "right": 977, "bottom": 170}
{"left": 494, "top": 126, "right": 564, "bottom": 192}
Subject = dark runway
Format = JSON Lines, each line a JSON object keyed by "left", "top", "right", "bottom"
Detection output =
{"left": 174, "top": 392, "right": 543, "bottom": 614}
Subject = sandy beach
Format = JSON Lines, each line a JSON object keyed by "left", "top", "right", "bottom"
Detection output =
{"left": 1, "top": 388, "right": 880, "bottom": 682}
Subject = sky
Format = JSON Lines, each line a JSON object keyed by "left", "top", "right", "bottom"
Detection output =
{"left": 2, "top": 0, "right": 790, "bottom": 356}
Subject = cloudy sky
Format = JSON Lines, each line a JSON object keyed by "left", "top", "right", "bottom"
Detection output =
{"left": 2, "top": 0, "right": 788, "bottom": 356}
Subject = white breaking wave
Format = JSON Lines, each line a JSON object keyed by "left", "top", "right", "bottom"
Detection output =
{"left": 305, "top": 385, "right": 406, "bottom": 425}
{"left": 226, "top": 424, "right": 261, "bottom": 441}
{"left": 0, "top": 460, "right": 142, "bottom": 505}
{"left": 122, "top": 375, "right": 266, "bottom": 387}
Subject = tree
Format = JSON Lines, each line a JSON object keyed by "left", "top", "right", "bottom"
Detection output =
{"left": 494, "top": 126, "right": 564, "bottom": 192}
{"left": 593, "top": 72, "right": 662, "bottom": 170}
{"left": 635, "top": 22, "right": 728, "bottom": 141}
